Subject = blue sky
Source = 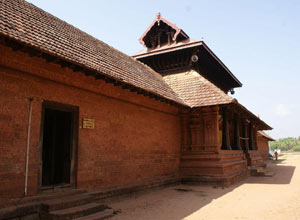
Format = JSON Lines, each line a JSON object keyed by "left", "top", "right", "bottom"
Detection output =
{"left": 26, "top": 0, "right": 300, "bottom": 139}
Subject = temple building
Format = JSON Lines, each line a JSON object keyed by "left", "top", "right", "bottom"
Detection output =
{"left": 0, "top": 0, "right": 272, "bottom": 212}
{"left": 133, "top": 13, "right": 271, "bottom": 185}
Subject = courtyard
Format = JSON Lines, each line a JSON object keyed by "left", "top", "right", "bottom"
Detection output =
{"left": 107, "top": 154, "right": 300, "bottom": 220}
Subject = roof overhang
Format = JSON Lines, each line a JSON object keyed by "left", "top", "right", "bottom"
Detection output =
{"left": 231, "top": 101, "right": 272, "bottom": 130}
{"left": 133, "top": 41, "right": 242, "bottom": 90}
{"left": 257, "top": 131, "right": 275, "bottom": 141}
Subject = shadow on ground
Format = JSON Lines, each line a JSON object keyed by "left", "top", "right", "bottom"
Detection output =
{"left": 108, "top": 156, "right": 297, "bottom": 220}
{"left": 245, "top": 156, "right": 295, "bottom": 185}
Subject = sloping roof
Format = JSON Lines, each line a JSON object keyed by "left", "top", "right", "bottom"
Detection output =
{"left": 235, "top": 103, "right": 272, "bottom": 130}
{"left": 258, "top": 131, "right": 275, "bottom": 141}
{"left": 0, "top": 0, "right": 185, "bottom": 105}
{"left": 163, "top": 70, "right": 234, "bottom": 108}
{"left": 163, "top": 70, "right": 272, "bottom": 130}
{"left": 133, "top": 41, "right": 242, "bottom": 89}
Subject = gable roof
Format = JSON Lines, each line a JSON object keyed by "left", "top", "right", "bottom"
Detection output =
{"left": 139, "top": 13, "right": 189, "bottom": 48}
{"left": 0, "top": 0, "right": 186, "bottom": 105}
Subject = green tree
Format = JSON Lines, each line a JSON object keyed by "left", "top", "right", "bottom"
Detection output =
{"left": 292, "top": 145, "right": 300, "bottom": 152}
{"left": 270, "top": 136, "right": 300, "bottom": 151}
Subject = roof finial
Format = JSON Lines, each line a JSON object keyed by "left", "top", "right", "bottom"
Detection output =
{"left": 156, "top": 12, "right": 161, "bottom": 20}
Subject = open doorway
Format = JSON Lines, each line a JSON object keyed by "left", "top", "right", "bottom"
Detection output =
{"left": 40, "top": 101, "right": 78, "bottom": 190}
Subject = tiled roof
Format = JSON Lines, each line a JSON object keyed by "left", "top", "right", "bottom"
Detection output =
{"left": 0, "top": 0, "right": 185, "bottom": 105}
{"left": 163, "top": 70, "right": 272, "bottom": 129}
{"left": 258, "top": 131, "right": 275, "bottom": 141}
{"left": 163, "top": 70, "right": 234, "bottom": 107}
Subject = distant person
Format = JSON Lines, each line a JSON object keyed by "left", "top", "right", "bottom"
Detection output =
{"left": 274, "top": 151, "right": 278, "bottom": 160}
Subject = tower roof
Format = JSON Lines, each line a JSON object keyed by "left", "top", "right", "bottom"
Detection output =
{"left": 139, "top": 13, "right": 189, "bottom": 49}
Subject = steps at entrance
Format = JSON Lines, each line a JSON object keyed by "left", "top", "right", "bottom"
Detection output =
{"left": 263, "top": 170, "right": 275, "bottom": 177}
{"left": 46, "top": 202, "right": 110, "bottom": 220}
{"left": 41, "top": 193, "right": 95, "bottom": 212}
{"left": 74, "top": 209, "right": 114, "bottom": 220}
{"left": 38, "top": 191, "right": 115, "bottom": 220}
{"left": 250, "top": 167, "right": 275, "bottom": 177}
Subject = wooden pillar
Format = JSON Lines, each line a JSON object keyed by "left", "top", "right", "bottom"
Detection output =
{"left": 242, "top": 120, "right": 249, "bottom": 150}
{"left": 253, "top": 125, "right": 258, "bottom": 150}
{"left": 202, "top": 106, "right": 219, "bottom": 152}
{"left": 248, "top": 122, "right": 253, "bottom": 150}
{"left": 234, "top": 114, "right": 241, "bottom": 150}
{"left": 221, "top": 107, "right": 231, "bottom": 150}
{"left": 190, "top": 109, "right": 203, "bottom": 151}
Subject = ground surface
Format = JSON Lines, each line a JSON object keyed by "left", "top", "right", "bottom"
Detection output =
{"left": 106, "top": 154, "right": 300, "bottom": 220}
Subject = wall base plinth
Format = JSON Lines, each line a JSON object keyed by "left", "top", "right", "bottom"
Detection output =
{"left": 247, "top": 150, "right": 266, "bottom": 168}
{"left": 180, "top": 150, "right": 248, "bottom": 186}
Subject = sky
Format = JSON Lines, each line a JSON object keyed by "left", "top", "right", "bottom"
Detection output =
{"left": 26, "top": 0, "right": 300, "bottom": 140}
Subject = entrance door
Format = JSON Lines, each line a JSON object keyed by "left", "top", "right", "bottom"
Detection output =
{"left": 40, "top": 102, "right": 78, "bottom": 189}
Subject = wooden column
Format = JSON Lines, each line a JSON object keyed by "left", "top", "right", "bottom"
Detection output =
{"left": 221, "top": 107, "right": 231, "bottom": 150}
{"left": 248, "top": 122, "right": 253, "bottom": 150}
{"left": 190, "top": 109, "right": 203, "bottom": 151}
{"left": 241, "top": 120, "right": 249, "bottom": 150}
{"left": 202, "top": 106, "right": 219, "bottom": 152}
{"left": 253, "top": 125, "right": 258, "bottom": 150}
{"left": 234, "top": 114, "right": 241, "bottom": 150}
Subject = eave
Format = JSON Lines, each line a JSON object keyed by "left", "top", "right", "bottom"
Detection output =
{"left": 133, "top": 41, "right": 242, "bottom": 89}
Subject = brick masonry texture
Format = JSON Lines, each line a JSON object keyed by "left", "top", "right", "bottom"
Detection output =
{"left": 0, "top": 0, "right": 273, "bottom": 201}
{"left": 0, "top": 44, "right": 181, "bottom": 198}
{"left": 257, "top": 136, "right": 271, "bottom": 160}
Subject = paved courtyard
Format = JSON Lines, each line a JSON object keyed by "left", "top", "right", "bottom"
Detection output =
{"left": 106, "top": 154, "right": 300, "bottom": 220}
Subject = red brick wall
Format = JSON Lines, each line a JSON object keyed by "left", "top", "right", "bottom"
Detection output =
{"left": 257, "top": 135, "right": 270, "bottom": 160}
{"left": 0, "top": 44, "right": 181, "bottom": 198}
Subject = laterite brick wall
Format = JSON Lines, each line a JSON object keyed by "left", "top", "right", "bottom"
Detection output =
{"left": 0, "top": 44, "right": 181, "bottom": 198}
{"left": 257, "top": 135, "right": 270, "bottom": 160}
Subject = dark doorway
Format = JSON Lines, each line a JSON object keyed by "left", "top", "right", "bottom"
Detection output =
{"left": 40, "top": 102, "right": 78, "bottom": 189}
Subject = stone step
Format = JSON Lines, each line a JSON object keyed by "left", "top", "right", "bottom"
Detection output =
{"left": 41, "top": 193, "right": 95, "bottom": 212}
{"left": 250, "top": 168, "right": 275, "bottom": 177}
{"left": 264, "top": 171, "right": 275, "bottom": 177}
{"left": 74, "top": 209, "right": 114, "bottom": 220}
{"left": 47, "top": 202, "right": 109, "bottom": 220}
{"left": 39, "top": 189, "right": 88, "bottom": 201}
{"left": 0, "top": 189, "right": 87, "bottom": 209}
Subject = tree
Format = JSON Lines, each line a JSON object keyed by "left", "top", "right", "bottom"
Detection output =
{"left": 270, "top": 137, "right": 300, "bottom": 151}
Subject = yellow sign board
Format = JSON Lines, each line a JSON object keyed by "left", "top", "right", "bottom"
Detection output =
{"left": 82, "top": 118, "right": 95, "bottom": 129}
